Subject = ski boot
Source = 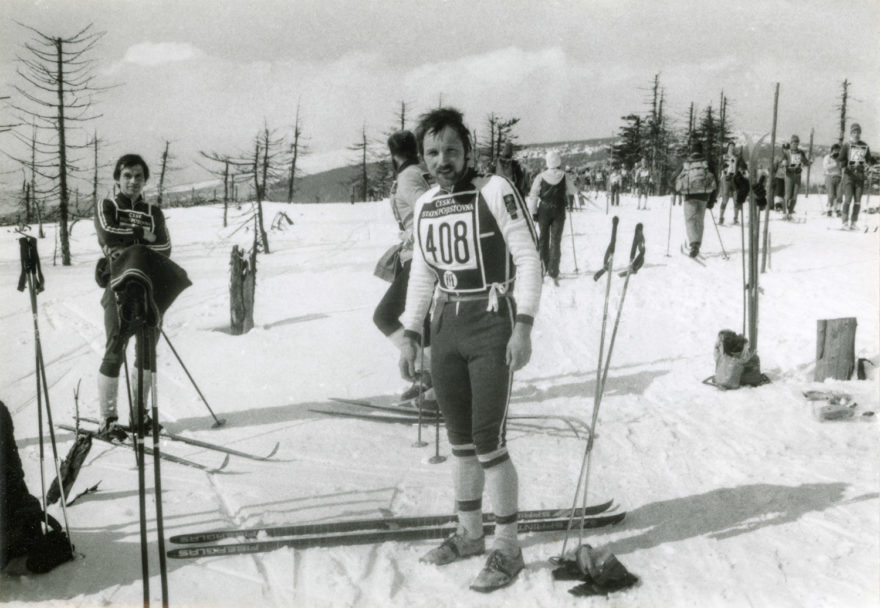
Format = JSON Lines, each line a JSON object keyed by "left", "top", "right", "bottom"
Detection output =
{"left": 421, "top": 531, "right": 485, "bottom": 566}
{"left": 98, "top": 416, "right": 128, "bottom": 442}
{"left": 470, "top": 548, "right": 525, "bottom": 592}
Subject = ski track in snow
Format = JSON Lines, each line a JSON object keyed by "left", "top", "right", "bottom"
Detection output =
{"left": 1, "top": 194, "right": 878, "bottom": 607}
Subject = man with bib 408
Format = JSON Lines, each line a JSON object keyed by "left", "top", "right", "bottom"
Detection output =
{"left": 397, "top": 108, "right": 542, "bottom": 593}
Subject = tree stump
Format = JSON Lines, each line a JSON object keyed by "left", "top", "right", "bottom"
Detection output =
{"left": 815, "top": 318, "right": 857, "bottom": 381}
{"left": 230, "top": 245, "right": 256, "bottom": 335}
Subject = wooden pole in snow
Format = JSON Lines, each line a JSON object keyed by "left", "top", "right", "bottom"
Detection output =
{"left": 761, "top": 83, "right": 779, "bottom": 273}
{"left": 805, "top": 128, "right": 814, "bottom": 199}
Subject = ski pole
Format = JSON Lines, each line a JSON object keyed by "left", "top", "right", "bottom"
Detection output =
{"left": 561, "top": 217, "right": 617, "bottom": 556}
{"left": 568, "top": 207, "right": 579, "bottom": 273}
{"left": 17, "top": 236, "right": 73, "bottom": 541}
{"left": 413, "top": 335, "right": 428, "bottom": 448}
{"left": 132, "top": 291, "right": 150, "bottom": 607}
{"left": 709, "top": 208, "right": 729, "bottom": 259}
{"left": 559, "top": 222, "right": 644, "bottom": 559}
{"left": 581, "top": 224, "right": 644, "bottom": 542}
{"left": 161, "top": 329, "right": 226, "bottom": 427}
{"left": 666, "top": 195, "right": 673, "bottom": 257}
{"left": 122, "top": 351, "right": 145, "bottom": 468}
{"left": 149, "top": 328, "right": 170, "bottom": 607}
{"left": 741, "top": 214, "right": 747, "bottom": 336}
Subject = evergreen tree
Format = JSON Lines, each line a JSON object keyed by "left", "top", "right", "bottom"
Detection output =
{"left": 612, "top": 114, "right": 642, "bottom": 169}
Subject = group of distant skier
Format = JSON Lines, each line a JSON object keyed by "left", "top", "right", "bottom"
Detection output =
{"left": 677, "top": 122, "right": 874, "bottom": 257}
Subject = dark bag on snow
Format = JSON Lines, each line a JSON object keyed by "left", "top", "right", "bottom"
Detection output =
{"left": 713, "top": 330, "right": 749, "bottom": 389}
{"left": 713, "top": 330, "right": 765, "bottom": 389}
{"left": 1, "top": 401, "right": 74, "bottom": 575}
{"left": 551, "top": 544, "right": 639, "bottom": 596}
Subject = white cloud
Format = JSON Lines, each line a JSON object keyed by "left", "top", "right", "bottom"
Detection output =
{"left": 122, "top": 42, "right": 203, "bottom": 66}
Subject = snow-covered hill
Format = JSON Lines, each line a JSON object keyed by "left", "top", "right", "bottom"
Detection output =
{"left": 1, "top": 191, "right": 878, "bottom": 607}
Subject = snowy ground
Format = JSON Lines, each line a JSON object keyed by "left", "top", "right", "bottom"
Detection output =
{"left": 1, "top": 191, "right": 878, "bottom": 607}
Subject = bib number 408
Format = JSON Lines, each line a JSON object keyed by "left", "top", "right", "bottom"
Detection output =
{"left": 420, "top": 216, "right": 477, "bottom": 270}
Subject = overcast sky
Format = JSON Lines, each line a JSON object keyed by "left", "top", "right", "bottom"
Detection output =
{"left": 1, "top": 0, "right": 878, "bottom": 188}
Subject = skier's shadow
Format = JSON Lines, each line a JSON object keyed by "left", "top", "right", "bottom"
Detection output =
{"left": 605, "top": 482, "right": 876, "bottom": 556}
{"left": 512, "top": 369, "right": 668, "bottom": 404}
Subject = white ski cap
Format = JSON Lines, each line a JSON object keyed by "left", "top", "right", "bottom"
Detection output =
{"left": 546, "top": 150, "right": 562, "bottom": 169}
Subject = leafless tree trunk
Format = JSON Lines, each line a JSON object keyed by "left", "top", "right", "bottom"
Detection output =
{"left": 287, "top": 102, "right": 305, "bottom": 204}
{"left": 348, "top": 124, "right": 372, "bottom": 201}
{"left": 157, "top": 141, "right": 171, "bottom": 206}
{"left": 836, "top": 79, "right": 849, "bottom": 145}
{"left": 223, "top": 159, "right": 230, "bottom": 226}
{"left": 253, "top": 141, "right": 270, "bottom": 253}
{"left": 10, "top": 23, "right": 110, "bottom": 263}
{"left": 229, "top": 244, "right": 256, "bottom": 335}
{"left": 92, "top": 132, "right": 99, "bottom": 210}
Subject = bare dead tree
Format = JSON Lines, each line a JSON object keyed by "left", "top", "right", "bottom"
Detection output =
{"left": 9, "top": 22, "right": 111, "bottom": 264}
{"left": 348, "top": 123, "right": 373, "bottom": 201}
{"left": 484, "top": 113, "right": 497, "bottom": 167}
{"left": 200, "top": 151, "right": 248, "bottom": 227}
{"left": 286, "top": 101, "right": 307, "bottom": 203}
{"left": 836, "top": 79, "right": 849, "bottom": 145}
{"left": 87, "top": 130, "right": 111, "bottom": 215}
{"left": 156, "top": 140, "right": 172, "bottom": 207}
{"left": 396, "top": 100, "right": 409, "bottom": 131}
{"left": 0, "top": 96, "right": 21, "bottom": 133}
{"left": 482, "top": 113, "right": 520, "bottom": 168}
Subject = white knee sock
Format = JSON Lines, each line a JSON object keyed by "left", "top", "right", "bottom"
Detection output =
{"left": 97, "top": 373, "right": 118, "bottom": 420}
{"left": 454, "top": 449, "right": 484, "bottom": 539}
{"left": 484, "top": 456, "right": 519, "bottom": 555}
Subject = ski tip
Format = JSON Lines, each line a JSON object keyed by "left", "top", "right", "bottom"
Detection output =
{"left": 213, "top": 454, "right": 231, "bottom": 473}
{"left": 264, "top": 442, "right": 281, "bottom": 460}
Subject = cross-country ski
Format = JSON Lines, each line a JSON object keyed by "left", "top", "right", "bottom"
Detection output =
{"left": 170, "top": 500, "right": 615, "bottom": 544}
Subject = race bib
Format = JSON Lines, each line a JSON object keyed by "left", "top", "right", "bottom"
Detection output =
{"left": 849, "top": 145, "right": 867, "bottom": 165}
{"left": 789, "top": 152, "right": 802, "bottom": 168}
{"left": 119, "top": 209, "right": 154, "bottom": 231}
{"left": 726, "top": 157, "right": 737, "bottom": 174}
{"left": 418, "top": 208, "right": 478, "bottom": 273}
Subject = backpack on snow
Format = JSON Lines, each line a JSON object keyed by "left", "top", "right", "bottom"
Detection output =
{"left": 1, "top": 401, "right": 75, "bottom": 575}
{"left": 676, "top": 160, "right": 716, "bottom": 195}
{"left": 711, "top": 330, "right": 764, "bottom": 390}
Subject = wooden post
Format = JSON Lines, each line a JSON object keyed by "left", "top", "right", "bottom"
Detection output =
{"left": 815, "top": 318, "right": 857, "bottom": 381}
{"left": 230, "top": 245, "right": 256, "bottom": 335}
{"left": 805, "top": 128, "right": 814, "bottom": 199}
{"left": 761, "top": 83, "right": 779, "bottom": 273}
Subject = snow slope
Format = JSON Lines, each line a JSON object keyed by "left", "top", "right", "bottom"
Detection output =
{"left": 1, "top": 191, "right": 878, "bottom": 607}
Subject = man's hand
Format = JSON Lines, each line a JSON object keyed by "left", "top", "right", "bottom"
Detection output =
{"left": 398, "top": 337, "right": 419, "bottom": 381}
{"left": 142, "top": 229, "right": 157, "bottom": 243}
{"left": 506, "top": 323, "right": 533, "bottom": 372}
